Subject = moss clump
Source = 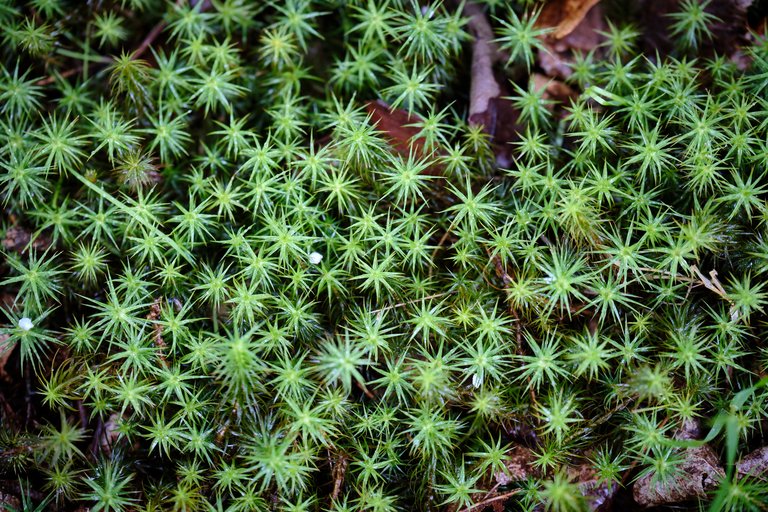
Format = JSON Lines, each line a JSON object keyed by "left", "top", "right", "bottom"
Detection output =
{"left": 2, "top": 0, "right": 768, "bottom": 510}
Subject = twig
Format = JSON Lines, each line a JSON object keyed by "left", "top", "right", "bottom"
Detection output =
{"left": 35, "top": 0, "right": 194, "bottom": 87}
{"left": 134, "top": 0, "right": 192, "bottom": 59}
{"left": 133, "top": 23, "right": 167, "bottom": 60}
{"left": 614, "top": 261, "right": 738, "bottom": 316}
{"left": 35, "top": 66, "right": 83, "bottom": 86}
{"left": 133, "top": 18, "right": 170, "bottom": 59}
{"left": 135, "top": 0, "right": 211, "bottom": 59}
{"left": 460, "top": 489, "right": 521, "bottom": 512}
{"left": 370, "top": 291, "right": 454, "bottom": 315}
{"left": 146, "top": 297, "right": 169, "bottom": 367}
{"left": 429, "top": 219, "right": 458, "bottom": 278}
{"left": 356, "top": 379, "right": 375, "bottom": 399}
{"left": 690, "top": 265, "right": 730, "bottom": 301}
{"left": 330, "top": 451, "right": 350, "bottom": 502}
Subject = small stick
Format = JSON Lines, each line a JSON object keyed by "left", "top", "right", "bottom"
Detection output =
{"left": 429, "top": 219, "right": 458, "bottom": 278}
{"left": 36, "top": 0, "right": 195, "bottom": 87}
{"left": 356, "top": 380, "right": 375, "bottom": 399}
{"left": 78, "top": 400, "right": 88, "bottom": 430}
{"left": 134, "top": 0, "right": 207, "bottom": 59}
{"left": 330, "top": 451, "right": 350, "bottom": 501}
{"left": 460, "top": 489, "right": 521, "bottom": 512}
{"left": 690, "top": 265, "right": 731, "bottom": 301}
{"left": 35, "top": 66, "right": 83, "bottom": 86}
{"left": 370, "top": 291, "right": 454, "bottom": 315}
{"left": 133, "top": 19, "right": 169, "bottom": 60}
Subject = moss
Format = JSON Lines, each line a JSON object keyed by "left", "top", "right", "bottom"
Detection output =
{"left": 1, "top": 0, "right": 768, "bottom": 510}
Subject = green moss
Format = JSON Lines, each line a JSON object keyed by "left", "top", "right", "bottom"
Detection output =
{"left": 1, "top": 0, "right": 768, "bottom": 510}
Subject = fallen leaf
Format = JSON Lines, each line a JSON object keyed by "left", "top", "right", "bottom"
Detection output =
{"left": 96, "top": 412, "right": 124, "bottom": 457}
{"left": 146, "top": 297, "right": 168, "bottom": 366}
{"left": 462, "top": 2, "right": 524, "bottom": 168}
{"left": 633, "top": 445, "right": 724, "bottom": 507}
{"left": 532, "top": 73, "right": 579, "bottom": 107}
{"left": 538, "top": 3, "right": 606, "bottom": 80}
{"left": 2, "top": 226, "right": 51, "bottom": 254}
{"left": 330, "top": 451, "right": 350, "bottom": 501}
{"left": 537, "top": 0, "right": 602, "bottom": 39}
{"left": 365, "top": 100, "right": 444, "bottom": 175}
{"left": 365, "top": 100, "right": 425, "bottom": 155}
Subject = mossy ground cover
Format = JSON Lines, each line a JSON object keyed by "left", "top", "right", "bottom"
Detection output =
{"left": 2, "top": 0, "right": 768, "bottom": 510}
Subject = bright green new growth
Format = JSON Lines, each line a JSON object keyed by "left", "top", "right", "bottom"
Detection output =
{"left": 1, "top": 0, "right": 768, "bottom": 511}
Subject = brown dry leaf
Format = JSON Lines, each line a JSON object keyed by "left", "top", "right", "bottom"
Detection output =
{"left": 633, "top": 445, "right": 724, "bottom": 507}
{"left": 457, "top": 3, "right": 526, "bottom": 167}
{"left": 366, "top": 100, "right": 425, "bottom": 155}
{"left": 146, "top": 297, "right": 168, "bottom": 366}
{"left": 97, "top": 412, "right": 124, "bottom": 456}
{"left": 2, "top": 226, "right": 51, "bottom": 254}
{"left": 365, "top": 100, "right": 444, "bottom": 175}
{"left": 537, "top": 0, "right": 602, "bottom": 39}
{"left": 538, "top": 2, "right": 606, "bottom": 79}
{"left": 463, "top": 2, "right": 524, "bottom": 168}
{"left": 532, "top": 73, "right": 579, "bottom": 106}
{"left": 330, "top": 451, "right": 350, "bottom": 501}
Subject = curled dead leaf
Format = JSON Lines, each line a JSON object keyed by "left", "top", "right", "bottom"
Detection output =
{"left": 330, "top": 451, "right": 350, "bottom": 501}
{"left": 95, "top": 412, "right": 124, "bottom": 457}
{"left": 365, "top": 100, "right": 425, "bottom": 156}
{"left": 532, "top": 73, "right": 579, "bottom": 108}
{"left": 538, "top": 2, "right": 606, "bottom": 79}
{"left": 537, "top": 0, "right": 602, "bottom": 39}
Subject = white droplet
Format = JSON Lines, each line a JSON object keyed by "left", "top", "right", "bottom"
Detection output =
{"left": 472, "top": 373, "right": 482, "bottom": 388}
{"left": 18, "top": 317, "right": 34, "bottom": 331}
{"left": 309, "top": 252, "right": 323, "bottom": 265}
